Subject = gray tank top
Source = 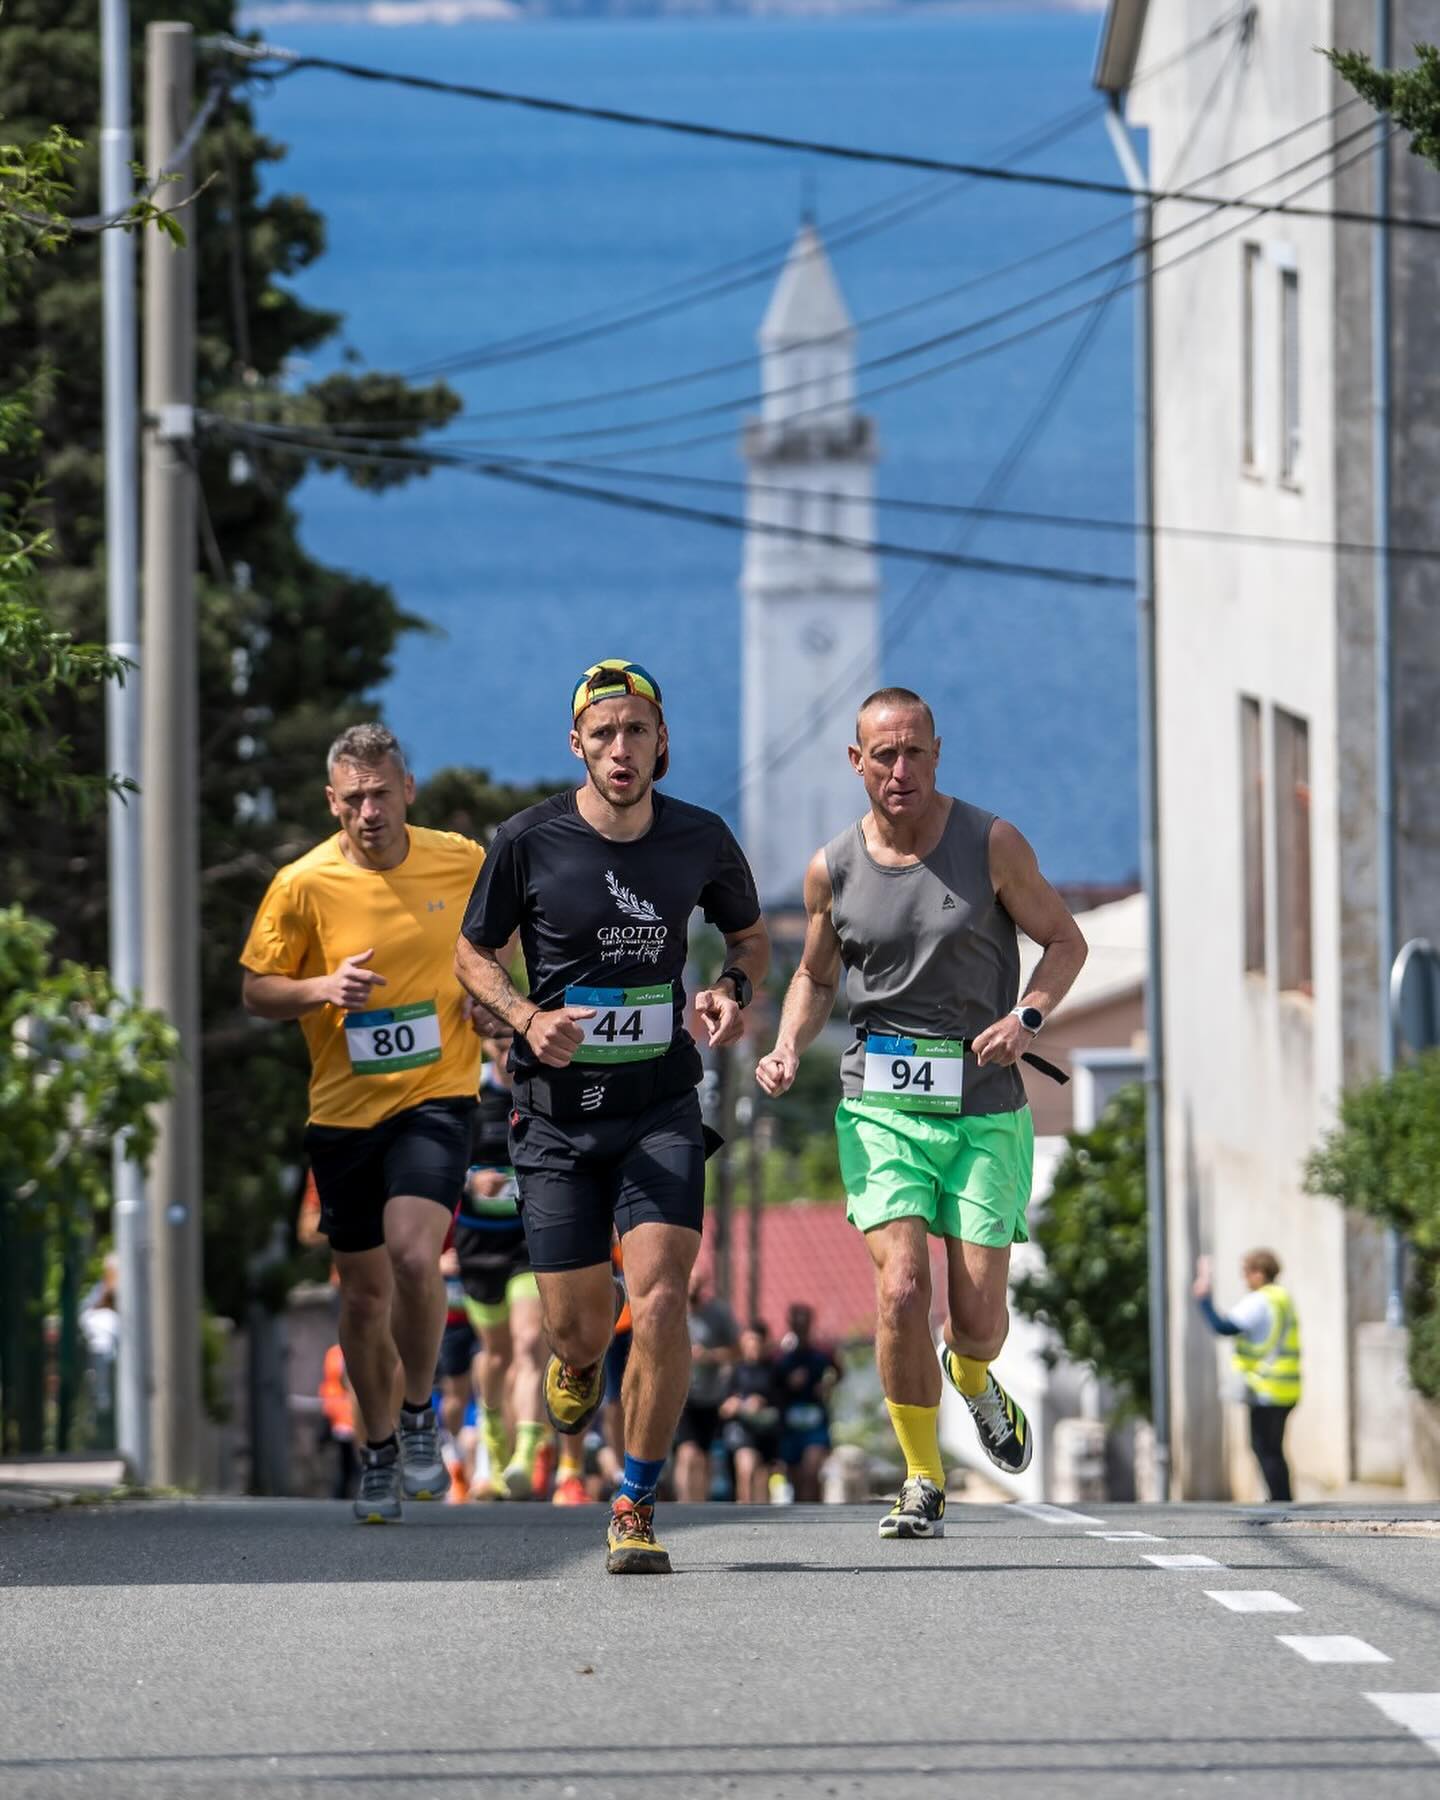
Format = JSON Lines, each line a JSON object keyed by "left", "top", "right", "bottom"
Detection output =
{"left": 825, "top": 798, "right": 1026, "bottom": 1116}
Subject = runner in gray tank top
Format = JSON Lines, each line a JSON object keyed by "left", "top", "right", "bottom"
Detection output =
{"left": 756, "top": 688, "right": 1087, "bottom": 1540}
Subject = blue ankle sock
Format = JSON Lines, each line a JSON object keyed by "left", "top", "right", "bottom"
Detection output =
{"left": 617, "top": 1455, "right": 666, "bottom": 1505}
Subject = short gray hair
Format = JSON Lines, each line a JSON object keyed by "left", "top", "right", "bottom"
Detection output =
{"left": 326, "top": 722, "right": 408, "bottom": 781}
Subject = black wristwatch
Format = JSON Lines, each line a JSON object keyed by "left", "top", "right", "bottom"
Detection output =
{"left": 719, "top": 966, "right": 753, "bottom": 1009}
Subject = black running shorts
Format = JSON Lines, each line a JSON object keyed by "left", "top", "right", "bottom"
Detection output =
{"left": 453, "top": 1221, "right": 532, "bottom": 1308}
{"left": 508, "top": 1090, "right": 707, "bottom": 1272}
{"left": 304, "top": 1097, "right": 474, "bottom": 1255}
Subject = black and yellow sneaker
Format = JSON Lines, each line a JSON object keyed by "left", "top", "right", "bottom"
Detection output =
{"left": 543, "top": 1354, "right": 606, "bottom": 1436}
{"left": 605, "top": 1496, "right": 672, "bottom": 1574}
{"left": 941, "top": 1349, "right": 1033, "bottom": 1475}
{"left": 879, "top": 1476, "right": 945, "bottom": 1539}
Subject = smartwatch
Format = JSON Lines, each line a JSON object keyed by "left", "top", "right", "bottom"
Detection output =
{"left": 719, "top": 966, "right": 753, "bottom": 1010}
{"left": 1012, "top": 1005, "right": 1044, "bottom": 1035}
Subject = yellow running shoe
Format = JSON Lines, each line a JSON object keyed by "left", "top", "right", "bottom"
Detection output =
{"left": 543, "top": 1354, "right": 606, "bottom": 1436}
{"left": 605, "top": 1496, "right": 672, "bottom": 1575}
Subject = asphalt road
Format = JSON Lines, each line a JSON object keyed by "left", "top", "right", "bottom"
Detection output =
{"left": 3, "top": 1498, "right": 1440, "bottom": 1798}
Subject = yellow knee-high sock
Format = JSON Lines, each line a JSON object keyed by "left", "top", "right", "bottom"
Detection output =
{"left": 885, "top": 1401, "right": 945, "bottom": 1486}
{"left": 948, "top": 1351, "right": 991, "bottom": 1398}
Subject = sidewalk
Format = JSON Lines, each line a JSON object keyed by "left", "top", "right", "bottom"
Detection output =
{"left": 0, "top": 1455, "right": 129, "bottom": 1514}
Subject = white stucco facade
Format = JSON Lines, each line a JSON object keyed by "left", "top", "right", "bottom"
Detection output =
{"left": 1104, "top": 0, "right": 1440, "bottom": 1496}
{"left": 740, "top": 224, "right": 880, "bottom": 904}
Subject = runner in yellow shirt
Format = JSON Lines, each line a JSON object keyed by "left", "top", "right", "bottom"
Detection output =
{"left": 241, "top": 723, "right": 486, "bottom": 1523}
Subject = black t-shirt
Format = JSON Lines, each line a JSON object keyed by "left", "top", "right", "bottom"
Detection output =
{"left": 460, "top": 789, "right": 761, "bottom": 1086}
{"left": 730, "top": 1358, "right": 779, "bottom": 1406}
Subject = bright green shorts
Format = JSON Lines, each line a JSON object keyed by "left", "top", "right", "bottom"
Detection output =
{"left": 835, "top": 1098, "right": 1035, "bottom": 1246}
{"left": 463, "top": 1271, "right": 540, "bottom": 1332}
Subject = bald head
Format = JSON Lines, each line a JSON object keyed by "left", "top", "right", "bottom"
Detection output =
{"left": 855, "top": 687, "right": 935, "bottom": 746}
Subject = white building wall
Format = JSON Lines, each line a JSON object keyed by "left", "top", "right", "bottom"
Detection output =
{"left": 1127, "top": 0, "right": 1358, "bottom": 1494}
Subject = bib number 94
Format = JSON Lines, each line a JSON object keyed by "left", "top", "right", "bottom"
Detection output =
{"left": 862, "top": 1034, "right": 964, "bottom": 1114}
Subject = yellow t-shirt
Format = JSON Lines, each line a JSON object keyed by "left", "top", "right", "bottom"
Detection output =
{"left": 240, "top": 827, "right": 485, "bottom": 1129}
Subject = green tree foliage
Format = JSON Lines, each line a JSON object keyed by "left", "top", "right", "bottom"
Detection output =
{"left": 1305, "top": 1051, "right": 1440, "bottom": 1396}
{"left": 0, "top": 906, "right": 176, "bottom": 1214}
{"left": 1012, "top": 1083, "right": 1150, "bottom": 1417}
{"left": 0, "top": 2, "right": 485, "bottom": 1317}
{"left": 1327, "top": 42, "right": 1440, "bottom": 169}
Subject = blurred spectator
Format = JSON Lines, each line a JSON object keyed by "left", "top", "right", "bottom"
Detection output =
{"left": 80, "top": 1255, "right": 121, "bottom": 1441}
{"left": 721, "top": 1320, "right": 781, "bottom": 1503}
{"left": 319, "top": 1343, "right": 358, "bottom": 1500}
{"left": 775, "top": 1303, "right": 841, "bottom": 1502}
{"left": 675, "top": 1269, "right": 739, "bottom": 1501}
{"left": 436, "top": 1242, "right": 478, "bottom": 1502}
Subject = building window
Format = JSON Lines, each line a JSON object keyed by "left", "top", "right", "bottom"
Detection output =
{"left": 1240, "top": 695, "right": 1266, "bottom": 974}
{"left": 1279, "top": 266, "right": 1301, "bottom": 484}
{"left": 1273, "top": 706, "right": 1312, "bottom": 994}
{"left": 1241, "top": 243, "right": 1262, "bottom": 471}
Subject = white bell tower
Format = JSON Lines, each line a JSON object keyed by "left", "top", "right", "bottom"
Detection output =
{"left": 739, "top": 221, "right": 880, "bottom": 904}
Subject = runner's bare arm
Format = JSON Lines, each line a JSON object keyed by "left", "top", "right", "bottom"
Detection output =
{"left": 755, "top": 851, "right": 843, "bottom": 1097}
{"left": 242, "top": 949, "right": 387, "bottom": 1020}
{"left": 454, "top": 935, "right": 595, "bottom": 1068}
{"left": 694, "top": 916, "right": 771, "bottom": 1049}
{"left": 971, "top": 819, "right": 1088, "bottom": 1067}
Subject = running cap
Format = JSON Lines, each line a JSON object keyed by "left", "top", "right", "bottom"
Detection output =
{"left": 570, "top": 658, "right": 668, "bottom": 778}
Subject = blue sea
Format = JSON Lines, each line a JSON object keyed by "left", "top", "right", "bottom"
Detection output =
{"left": 253, "top": 5, "right": 1141, "bottom": 882}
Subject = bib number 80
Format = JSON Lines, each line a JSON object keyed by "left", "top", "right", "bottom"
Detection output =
{"left": 371, "top": 1024, "right": 416, "bottom": 1058}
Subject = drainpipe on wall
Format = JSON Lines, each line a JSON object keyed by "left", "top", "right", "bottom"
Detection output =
{"left": 1372, "top": 0, "right": 1403, "bottom": 1327}
{"left": 1103, "top": 99, "right": 1170, "bottom": 1503}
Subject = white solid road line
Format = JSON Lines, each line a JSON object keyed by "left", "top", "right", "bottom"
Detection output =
{"left": 1012, "top": 1502, "right": 1103, "bottom": 1527}
{"left": 1277, "top": 1636, "right": 1392, "bottom": 1664}
{"left": 1204, "top": 1590, "right": 1301, "bottom": 1614}
{"left": 1366, "top": 1694, "right": 1440, "bottom": 1759}
{"left": 1143, "top": 1553, "right": 1226, "bottom": 1570}
{"left": 1087, "top": 1530, "right": 1163, "bottom": 1542}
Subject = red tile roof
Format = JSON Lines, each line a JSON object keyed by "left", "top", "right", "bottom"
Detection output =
{"left": 695, "top": 1202, "right": 948, "bottom": 1347}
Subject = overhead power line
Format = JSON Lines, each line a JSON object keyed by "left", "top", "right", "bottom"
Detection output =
{"left": 270, "top": 106, "right": 1373, "bottom": 455}
{"left": 221, "top": 40, "right": 1440, "bottom": 236}
{"left": 200, "top": 414, "right": 1132, "bottom": 592}
{"left": 380, "top": 5, "right": 1247, "bottom": 385}
{"left": 469, "top": 122, "right": 1394, "bottom": 464}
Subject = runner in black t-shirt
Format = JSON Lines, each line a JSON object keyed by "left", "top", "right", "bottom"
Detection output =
{"left": 455, "top": 658, "right": 769, "bottom": 1574}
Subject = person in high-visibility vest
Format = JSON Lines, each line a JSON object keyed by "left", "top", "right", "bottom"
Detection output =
{"left": 1193, "top": 1248, "right": 1301, "bottom": 1502}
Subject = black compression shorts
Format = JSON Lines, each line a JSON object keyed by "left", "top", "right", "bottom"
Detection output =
{"left": 508, "top": 1090, "right": 706, "bottom": 1272}
{"left": 303, "top": 1097, "right": 473, "bottom": 1255}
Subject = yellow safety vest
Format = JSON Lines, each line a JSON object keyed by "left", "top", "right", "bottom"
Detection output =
{"left": 1231, "top": 1284, "right": 1301, "bottom": 1407}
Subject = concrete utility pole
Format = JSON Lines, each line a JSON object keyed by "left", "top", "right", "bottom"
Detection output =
{"left": 142, "top": 19, "right": 203, "bottom": 1488}
{"left": 1105, "top": 104, "right": 1169, "bottom": 1504}
{"left": 100, "top": 0, "right": 150, "bottom": 1481}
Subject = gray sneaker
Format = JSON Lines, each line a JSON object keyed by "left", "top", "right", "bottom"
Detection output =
{"left": 354, "top": 1442, "right": 402, "bottom": 1524}
{"left": 398, "top": 1404, "right": 445, "bottom": 1500}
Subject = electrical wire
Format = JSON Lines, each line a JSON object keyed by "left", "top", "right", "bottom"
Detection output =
{"left": 274, "top": 106, "right": 1371, "bottom": 451}
{"left": 558, "top": 123, "right": 1397, "bottom": 466}
{"left": 199, "top": 411, "right": 1132, "bottom": 591}
{"left": 380, "top": 6, "right": 1246, "bottom": 383}
{"left": 220, "top": 41, "right": 1440, "bottom": 236}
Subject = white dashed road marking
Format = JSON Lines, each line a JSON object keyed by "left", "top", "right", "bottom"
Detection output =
{"left": 1277, "top": 1636, "right": 1391, "bottom": 1664}
{"left": 1087, "top": 1530, "right": 1163, "bottom": 1542}
{"left": 1013, "top": 1502, "right": 1102, "bottom": 1527}
{"left": 1143, "top": 1554, "right": 1225, "bottom": 1570}
{"left": 1366, "top": 1694, "right": 1440, "bottom": 1758}
{"left": 1205, "top": 1590, "right": 1301, "bottom": 1614}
